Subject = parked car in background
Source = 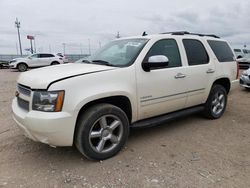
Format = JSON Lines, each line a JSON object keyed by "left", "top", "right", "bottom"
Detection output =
{"left": 239, "top": 68, "right": 250, "bottom": 90}
{"left": 234, "top": 48, "right": 250, "bottom": 59}
{"left": 237, "top": 55, "right": 250, "bottom": 69}
{"left": 9, "top": 53, "right": 64, "bottom": 72}
{"left": 0, "top": 60, "right": 9, "bottom": 69}
{"left": 57, "top": 53, "right": 69, "bottom": 63}
{"left": 74, "top": 58, "right": 90, "bottom": 63}
{"left": 12, "top": 32, "right": 238, "bottom": 160}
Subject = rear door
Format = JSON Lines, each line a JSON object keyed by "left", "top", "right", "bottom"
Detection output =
{"left": 181, "top": 39, "right": 215, "bottom": 107}
{"left": 207, "top": 40, "right": 237, "bottom": 82}
{"left": 39, "top": 54, "right": 55, "bottom": 66}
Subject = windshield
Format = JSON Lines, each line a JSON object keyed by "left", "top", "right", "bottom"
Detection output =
{"left": 88, "top": 38, "right": 148, "bottom": 67}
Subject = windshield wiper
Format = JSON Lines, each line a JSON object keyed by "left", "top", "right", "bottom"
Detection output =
{"left": 91, "top": 60, "right": 115, "bottom": 67}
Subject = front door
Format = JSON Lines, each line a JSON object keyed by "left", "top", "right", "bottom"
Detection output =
{"left": 136, "top": 39, "right": 188, "bottom": 120}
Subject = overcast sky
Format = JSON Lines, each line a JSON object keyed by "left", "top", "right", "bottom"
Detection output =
{"left": 0, "top": 0, "right": 250, "bottom": 54}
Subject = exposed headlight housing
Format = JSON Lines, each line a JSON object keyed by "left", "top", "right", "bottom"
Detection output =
{"left": 32, "top": 91, "right": 64, "bottom": 112}
{"left": 10, "top": 60, "right": 17, "bottom": 63}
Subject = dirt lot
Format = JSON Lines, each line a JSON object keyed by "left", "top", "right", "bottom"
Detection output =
{"left": 0, "top": 69, "right": 250, "bottom": 188}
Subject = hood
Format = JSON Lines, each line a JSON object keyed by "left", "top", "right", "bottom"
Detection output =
{"left": 17, "top": 63, "right": 116, "bottom": 89}
{"left": 11, "top": 57, "right": 27, "bottom": 62}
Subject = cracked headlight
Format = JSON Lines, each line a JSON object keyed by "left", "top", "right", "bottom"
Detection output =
{"left": 32, "top": 91, "right": 64, "bottom": 112}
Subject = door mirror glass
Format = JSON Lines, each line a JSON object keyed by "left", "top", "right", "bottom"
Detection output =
{"left": 142, "top": 55, "right": 169, "bottom": 72}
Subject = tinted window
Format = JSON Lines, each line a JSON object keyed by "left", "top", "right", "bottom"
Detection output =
{"left": 183, "top": 39, "right": 209, "bottom": 66}
{"left": 30, "top": 54, "right": 38, "bottom": 58}
{"left": 234, "top": 49, "right": 241, "bottom": 52}
{"left": 208, "top": 40, "right": 234, "bottom": 62}
{"left": 243, "top": 49, "right": 248, "bottom": 54}
{"left": 145, "top": 39, "right": 181, "bottom": 68}
{"left": 39, "top": 54, "right": 54, "bottom": 58}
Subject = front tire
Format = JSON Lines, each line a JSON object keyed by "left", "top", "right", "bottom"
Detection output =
{"left": 17, "top": 63, "right": 27, "bottom": 72}
{"left": 203, "top": 84, "right": 227, "bottom": 119}
{"left": 75, "top": 104, "right": 129, "bottom": 160}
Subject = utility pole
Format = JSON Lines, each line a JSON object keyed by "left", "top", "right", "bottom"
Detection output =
{"left": 116, "top": 31, "right": 120, "bottom": 39}
{"left": 80, "top": 43, "right": 83, "bottom": 55}
{"left": 88, "top": 39, "right": 91, "bottom": 55}
{"left": 15, "top": 42, "right": 18, "bottom": 55}
{"left": 62, "top": 43, "right": 66, "bottom": 55}
{"left": 15, "top": 18, "right": 23, "bottom": 56}
{"left": 33, "top": 36, "right": 36, "bottom": 53}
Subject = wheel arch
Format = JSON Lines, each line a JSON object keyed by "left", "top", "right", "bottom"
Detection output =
{"left": 73, "top": 95, "right": 133, "bottom": 143}
{"left": 76, "top": 95, "right": 132, "bottom": 123}
{"left": 17, "top": 62, "right": 28, "bottom": 68}
{"left": 212, "top": 77, "right": 231, "bottom": 93}
{"left": 51, "top": 61, "right": 60, "bottom": 65}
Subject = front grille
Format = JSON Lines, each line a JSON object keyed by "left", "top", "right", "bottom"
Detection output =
{"left": 18, "top": 84, "right": 31, "bottom": 96}
{"left": 17, "top": 97, "right": 29, "bottom": 111}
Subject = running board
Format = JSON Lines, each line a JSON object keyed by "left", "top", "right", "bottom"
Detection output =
{"left": 131, "top": 106, "right": 204, "bottom": 129}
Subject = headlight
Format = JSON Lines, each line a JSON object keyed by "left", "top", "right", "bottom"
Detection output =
{"left": 32, "top": 91, "right": 64, "bottom": 112}
{"left": 242, "top": 71, "right": 248, "bottom": 76}
{"left": 10, "top": 60, "right": 17, "bottom": 63}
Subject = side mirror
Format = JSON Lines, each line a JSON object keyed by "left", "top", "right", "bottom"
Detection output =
{"left": 142, "top": 55, "right": 169, "bottom": 72}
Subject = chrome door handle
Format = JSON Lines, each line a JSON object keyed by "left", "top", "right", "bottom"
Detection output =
{"left": 206, "top": 69, "right": 215, "bottom": 74}
{"left": 175, "top": 73, "right": 186, "bottom": 79}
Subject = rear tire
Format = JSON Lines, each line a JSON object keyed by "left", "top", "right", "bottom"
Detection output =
{"left": 203, "top": 84, "right": 227, "bottom": 119}
{"left": 51, "top": 61, "right": 59, "bottom": 65}
{"left": 17, "top": 63, "right": 27, "bottom": 72}
{"left": 75, "top": 104, "right": 129, "bottom": 160}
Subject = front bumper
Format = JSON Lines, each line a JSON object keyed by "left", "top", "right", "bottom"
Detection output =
{"left": 12, "top": 98, "right": 77, "bottom": 146}
{"left": 240, "top": 75, "right": 250, "bottom": 88}
{"left": 9, "top": 64, "right": 17, "bottom": 69}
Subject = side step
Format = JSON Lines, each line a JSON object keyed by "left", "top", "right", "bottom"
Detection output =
{"left": 131, "top": 105, "right": 204, "bottom": 129}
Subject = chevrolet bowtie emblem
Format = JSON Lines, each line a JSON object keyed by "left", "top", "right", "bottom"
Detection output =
{"left": 15, "top": 91, "right": 19, "bottom": 97}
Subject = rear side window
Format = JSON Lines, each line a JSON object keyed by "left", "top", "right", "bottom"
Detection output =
{"left": 145, "top": 39, "right": 182, "bottom": 68}
{"left": 183, "top": 39, "right": 209, "bottom": 66}
{"left": 208, "top": 40, "right": 234, "bottom": 62}
{"left": 39, "top": 54, "right": 55, "bottom": 58}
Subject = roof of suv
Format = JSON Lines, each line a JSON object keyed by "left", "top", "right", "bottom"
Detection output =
{"left": 119, "top": 31, "right": 225, "bottom": 41}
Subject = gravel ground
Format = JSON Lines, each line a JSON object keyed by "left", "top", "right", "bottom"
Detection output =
{"left": 0, "top": 69, "right": 250, "bottom": 188}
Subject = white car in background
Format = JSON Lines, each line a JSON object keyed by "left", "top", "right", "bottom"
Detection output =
{"left": 57, "top": 53, "right": 69, "bottom": 63}
{"left": 9, "top": 53, "right": 64, "bottom": 72}
{"left": 240, "top": 68, "right": 250, "bottom": 90}
{"left": 234, "top": 48, "right": 250, "bottom": 59}
{"left": 237, "top": 54, "right": 250, "bottom": 69}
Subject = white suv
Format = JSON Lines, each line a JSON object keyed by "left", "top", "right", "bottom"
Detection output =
{"left": 9, "top": 53, "right": 64, "bottom": 72}
{"left": 12, "top": 32, "right": 239, "bottom": 160}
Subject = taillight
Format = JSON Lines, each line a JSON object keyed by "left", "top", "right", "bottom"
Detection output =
{"left": 236, "top": 61, "right": 240, "bottom": 79}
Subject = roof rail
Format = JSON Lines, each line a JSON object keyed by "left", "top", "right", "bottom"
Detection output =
{"left": 161, "top": 31, "right": 220, "bottom": 38}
